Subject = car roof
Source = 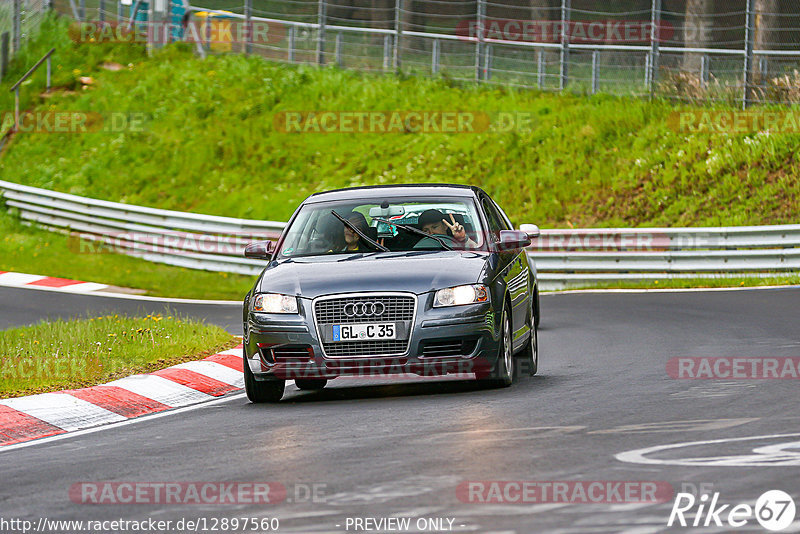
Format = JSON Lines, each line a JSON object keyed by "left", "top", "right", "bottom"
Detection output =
{"left": 305, "top": 184, "right": 487, "bottom": 203}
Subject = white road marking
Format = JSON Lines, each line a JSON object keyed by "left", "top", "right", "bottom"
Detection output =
{"left": 171, "top": 360, "right": 245, "bottom": 386}
{"left": 0, "top": 278, "right": 239, "bottom": 304}
{"left": 616, "top": 432, "right": 800, "bottom": 466}
{"left": 57, "top": 282, "right": 109, "bottom": 292}
{"left": 104, "top": 374, "right": 214, "bottom": 407}
{"left": 0, "top": 392, "right": 248, "bottom": 453}
{"left": 0, "top": 393, "right": 126, "bottom": 431}
{"left": 0, "top": 272, "right": 47, "bottom": 285}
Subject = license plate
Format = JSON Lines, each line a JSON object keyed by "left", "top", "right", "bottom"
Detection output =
{"left": 332, "top": 323, "right": 396, "bottom": 342}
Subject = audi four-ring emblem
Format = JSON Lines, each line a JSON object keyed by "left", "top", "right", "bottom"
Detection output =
{"left": 343, "top": 301, "right": 386, "bottom": 317}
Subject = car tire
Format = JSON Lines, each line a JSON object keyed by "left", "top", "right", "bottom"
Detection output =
{"left": 243, "top": 352, "right": 285, "bottom": 403}
{"left": 520, "top": 321, "right": 538, "bottom": 377}
{"left": 533, "top": 285, "right": 540, "bottom": 329}
{"left": 295, "top": 378, "right": 328, "bottom": 391}
{"left": 476, "top": 306, "right": 514, "bottom": 387}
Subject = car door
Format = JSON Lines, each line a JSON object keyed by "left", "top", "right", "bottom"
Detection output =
{"left": 481, "top": 196, "right": 530, "bottom": 351}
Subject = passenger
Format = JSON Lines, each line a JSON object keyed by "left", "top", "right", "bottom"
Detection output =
{"left": 417, "top": 209, "right": 479, "bottom": 249}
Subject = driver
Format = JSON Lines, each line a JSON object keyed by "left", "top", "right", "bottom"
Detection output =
{"left": 340, "top": 211, "right": 372, "bottom": 252}
{"left": 417, "top": 209, "right": 479, "bottom": 249}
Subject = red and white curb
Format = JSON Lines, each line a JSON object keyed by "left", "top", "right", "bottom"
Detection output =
{"left": 0, "top": 345, "right": 245, "bottom": 446}
{"left": 0, "top": 271, "right": 109, "bottom": 293}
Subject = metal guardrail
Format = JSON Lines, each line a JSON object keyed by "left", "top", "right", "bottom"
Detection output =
{"left": 1, "top": 180, "right": 798, "bottom": 288}
{"left": 0, "top": 180, "right": 285, "bottom": 276}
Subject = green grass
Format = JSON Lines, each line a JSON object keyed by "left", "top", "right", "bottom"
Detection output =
{"left": 0, "top": 211, "right": 254, "bottom": 300}
{"left": 0, "top": 13, "right": 797, "bottom": 298}
{"left": 2, "top": 15, "right": 798, "bottom": 227}
{"left": 0, "top": 312, "right": 237, "bottom": 398}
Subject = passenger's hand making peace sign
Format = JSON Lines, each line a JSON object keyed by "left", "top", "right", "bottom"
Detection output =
{"left": 442, "top": 213, "right": 467, "bottom": 242}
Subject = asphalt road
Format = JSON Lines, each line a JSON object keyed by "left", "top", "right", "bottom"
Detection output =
{"left": 2, "top": 286, "right": 800, "bottom": 533}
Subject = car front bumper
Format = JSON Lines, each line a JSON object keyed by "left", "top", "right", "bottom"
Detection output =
{"left": 244, "top": 296, "right": 502, "bottom": 381}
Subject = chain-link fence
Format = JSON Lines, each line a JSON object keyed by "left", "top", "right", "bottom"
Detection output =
{"left": 56, "top": 0, "right": 800, "bottom": 106}
{"left": 0, "top": 0, "right": 48, "bottom": 70}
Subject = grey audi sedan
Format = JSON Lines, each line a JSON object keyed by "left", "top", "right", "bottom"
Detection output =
{"left": 242, "top": 184, "right": 540, "bottom": 402}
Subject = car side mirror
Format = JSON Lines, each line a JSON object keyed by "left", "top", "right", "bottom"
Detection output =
{"left": 498, "top": 230, "right": 532, "bottom": 252}
{"left": 244, "top": 240, "right": 275, "bottom": 259}
{"left": 519, "top": 224, "right": 540, "bottom": 239}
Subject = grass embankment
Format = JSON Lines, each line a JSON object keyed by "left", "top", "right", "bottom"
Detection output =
{"left": 0, "top": 14, "right": 798, "bottom": 297}
{"left": 0, "top": 313, "right": 237, "bottom": 398}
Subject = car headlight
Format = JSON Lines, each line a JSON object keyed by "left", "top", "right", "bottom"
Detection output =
{"left": 251, "top": 293, "right": 299, "bottom": 314}
{"left": 433, "top": 284, "right": 489, "bottom": 307}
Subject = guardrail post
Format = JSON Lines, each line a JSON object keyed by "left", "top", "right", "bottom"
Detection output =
{"left": 288, "top": 26, "right": 295, "bottom": 63}
{"left": 13, "top": 0, "right": 21, "bottom": 52}
{"left": 700, "top": 55, "right": 709, "bottom": 88}
{"left": 591, "top": 50, "right": 598, "bottom": 94}
{"left": 392, "top": 0, "right": 402, "bottom": 70}
{"left": 0, "top": 33, "right": 8, "bottom": 82}
{"left": 46, "top": 55, "right": 51, "bottom": 91}
{"left": 537, "top": 49, "right": 544, "bottom": 88}
{"left": 80, "top": 0, "right": 86, "bottom": 21}
{"left": 335, "top": 32, "right": 342, "bottom": 66}
{"left": 431, "top": 38, "right": 439, "bottom": 74}
{"left": 475, "top": 0, "right": 485, "bottom": 80}
{"left": 483, "top": 43, "right": 492, "bottom": 80}
{"left": 99, "top": 0, "right": 105, "bottom": 22}
{"left": 559, "top": 0, "right": 570, "bottom": 90}
{"left": 68, "top": 0, "right": 80, "bottom": 21}
{"left": 383, "top": 34, "right": 391, "bottom": 70}
{"left": 758, "top": 56, "right": 768, "bottom": 89}
{"left": 244, "top": 0, "right": 252, "bottom": 55}
{"left": 117, "top": 0, "right": 122, "bottom": 23}
{"left": 742, "top": 0, "right": 755, "bottom": 109}
{"left": 648, "top": 0, "right": 661, "bottom": 96}
{"left": 316, "top": 0, "right": 326, "bottom": 65}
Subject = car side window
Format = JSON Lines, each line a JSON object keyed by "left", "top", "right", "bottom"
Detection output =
{"left": 491, "top": 201, "right": 514, "bottom": 230}
{"left": 481, "top": 198, "right": 504, "bottom": 242}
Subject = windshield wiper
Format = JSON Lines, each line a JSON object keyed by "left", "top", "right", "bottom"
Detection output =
{"left": 331, "top": 210, "right": 389, "bottom": 252}
{"left": 372, "top": 217, "right": 453, "bottom": 251}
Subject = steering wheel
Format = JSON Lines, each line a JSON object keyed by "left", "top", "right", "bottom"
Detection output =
{"left": 412, "top": 234, "right": 457, "bottom": 250}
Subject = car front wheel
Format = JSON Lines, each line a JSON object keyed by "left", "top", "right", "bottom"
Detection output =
{"left": 243, "top": 352, "right": 285, "bottom": 403}
{"left": 476, "top": 307, "right": 514, "bottom": 387}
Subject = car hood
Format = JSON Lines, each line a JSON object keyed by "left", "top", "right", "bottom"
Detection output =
{"left": 257, "top": 250, "right": 491, "bottom": 299}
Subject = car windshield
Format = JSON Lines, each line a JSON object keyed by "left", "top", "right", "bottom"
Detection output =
{"left": 277, "top": 196, "right": 487, "bottom": 258}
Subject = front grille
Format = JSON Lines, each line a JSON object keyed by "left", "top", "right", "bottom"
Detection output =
{"left": 315, "top": 295, "right": 415, "bottom": 325}
{"left": 322, "top": 339, "right": 409, "bottom": 357}
{"left": 314, "top": 294, "right": 416, "bottom": 358}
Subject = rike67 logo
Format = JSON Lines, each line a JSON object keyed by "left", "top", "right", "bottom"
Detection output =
{"left": 668, "top": 490, "right": 796, "bottom": 531}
